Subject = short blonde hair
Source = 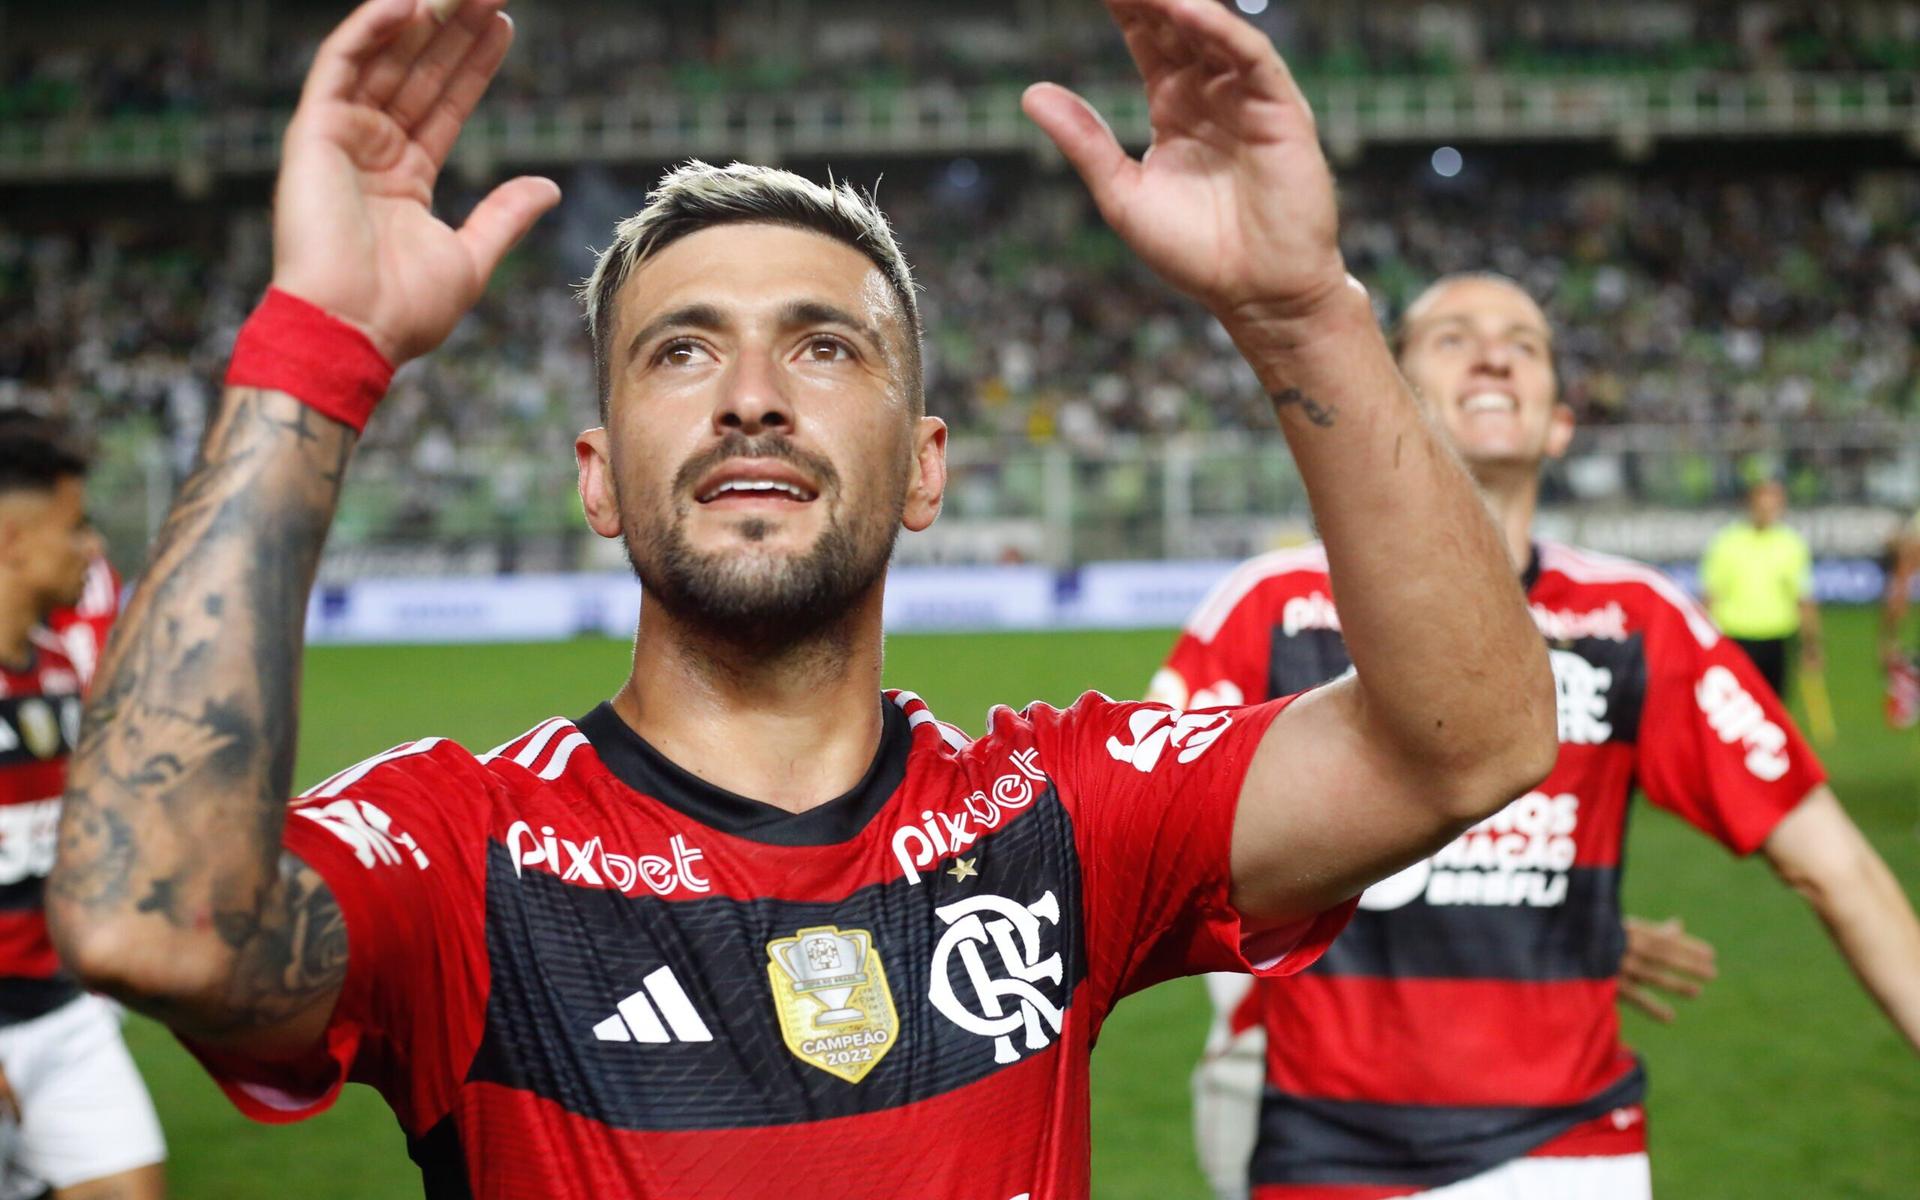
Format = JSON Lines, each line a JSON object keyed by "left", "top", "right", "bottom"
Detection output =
{"left": 580, "top": 160, "right": 923, "bottom": 417}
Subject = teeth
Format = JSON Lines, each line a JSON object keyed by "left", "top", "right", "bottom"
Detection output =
{"left": 1462, "top": 392, "right": 1517, "bottom": 415}
{"left": 701, "top": 479, "right": 812, "bottom": 502}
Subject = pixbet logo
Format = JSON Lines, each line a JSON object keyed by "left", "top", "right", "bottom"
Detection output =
{"left": 1282, "top": 591, "right": 1341, "bottom": 636}
{"left": 928, "top": 891, "right": 1065, "bottom": 1065}
{"left": 1696, "top": 665, "right": 1789, "bottom": 781}
{"left": 506, "top": 821, "right": 711, "bottom": 897}
{"left": 892, "top": 749, "right": 1048, "bottom": 885}
{"left": 1105, "top": 708, "right": 1232, "bottom": 773}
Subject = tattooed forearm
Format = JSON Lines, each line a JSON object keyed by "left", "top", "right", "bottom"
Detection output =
{"left": 1271, "top": 387, "right": 1338, "bottom": 428}
{"left": 47, "top": 388, "right": 357, "bottom": 1035}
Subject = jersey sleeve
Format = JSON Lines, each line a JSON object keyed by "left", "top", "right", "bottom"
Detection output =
{"left": 181, "top": 738, "right": 493, "bottom": 1134}
{"left": 1635, "top": 602, "right": 1826, "bottom": 855}
{"left": 1024, "top": 693, "right": 1356, "bottom": 1022}
{"left": 1151, "top": 583, "right": 1278, "bottom": 710}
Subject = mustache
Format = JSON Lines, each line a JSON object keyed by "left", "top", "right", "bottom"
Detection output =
{"left": 671, "top": 433, "right": 841, "bottom": 500}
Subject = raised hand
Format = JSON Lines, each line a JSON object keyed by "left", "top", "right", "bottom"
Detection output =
{"left": 272, "top": 0, "right": 560, "bottom": 364}
{"left": 1022, "top": 0, "right": 1347, "bottom": 326}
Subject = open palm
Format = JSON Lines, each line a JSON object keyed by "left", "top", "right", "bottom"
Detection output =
{"left": 272, "top": 0, "right": 559, "bottom": 365}
{"left": 1024, "top": 0, "right": 1346, "bottom": 321}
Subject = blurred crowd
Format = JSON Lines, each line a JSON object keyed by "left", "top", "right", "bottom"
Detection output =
{"left": 5, "top": 0, "right": 1919, "bottom": 123}
{"left": 5, "top": 167, "right": 1919, "bottom": 466}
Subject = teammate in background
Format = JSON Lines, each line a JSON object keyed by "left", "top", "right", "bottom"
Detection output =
{"left": 0, "top": 414, "right": 164, "bottom": 1200}
{"left": 1157, "top": 274, "right": 1920, "bottom": 1200}
{"left": 1700, "top": 478, "right": 1821, "bottom": 697}
{"left": 46, "top": 558, "right": 120, "bottom": 692}
{"left": 46, "top": 1, "right": 1557, "bottom": 1195}
{"left": 1879, "top": 511, "right": 1920, "bottom": 728}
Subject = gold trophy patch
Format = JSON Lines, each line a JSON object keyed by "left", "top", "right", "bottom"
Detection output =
{"left": 766, "top": 925, "right": 898, "bottom": 1083}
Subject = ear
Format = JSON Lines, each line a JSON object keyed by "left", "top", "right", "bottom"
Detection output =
{"left": 1543, "top": 403, "right": 1576, "bottom": 461}
{"left": 575, "top": 428, "right": 624, "bottom": 540}
{"left": 901, "top": 416, "right": 948, "bottom": 533}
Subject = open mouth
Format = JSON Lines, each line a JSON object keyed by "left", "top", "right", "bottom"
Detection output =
{"left": 694, "top": 464, "right": 821, "bottom": 507}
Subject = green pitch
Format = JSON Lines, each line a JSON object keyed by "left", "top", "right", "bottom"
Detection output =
{"left": 122, "top": 608, "right": 1918, "bottom": 1197}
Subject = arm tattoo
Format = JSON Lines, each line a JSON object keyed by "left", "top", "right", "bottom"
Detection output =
{"left": 49, "top": 388, "right": 357, "bottom": 1036}
{"left": 1271, "top": 387, "right": 1338, "bottom": 428}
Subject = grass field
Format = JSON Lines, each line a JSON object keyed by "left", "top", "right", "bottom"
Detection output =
{"left": 121, "top": 607, "right": 1918, "bottom": 1198}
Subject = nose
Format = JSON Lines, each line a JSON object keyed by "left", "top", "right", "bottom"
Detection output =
{"left": 712, "top": 350, "right": 794, "bottom": 438}
{"left": 1471, "top": 336, "right": 1514, "bottom": 377}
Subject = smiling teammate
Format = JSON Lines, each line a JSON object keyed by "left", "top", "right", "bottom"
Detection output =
{"left": 46, "top": 1, "right": 1560, "bottom": 1195}
{"left": 1159, "top": 273, "right": 1920, "bottom": 1200}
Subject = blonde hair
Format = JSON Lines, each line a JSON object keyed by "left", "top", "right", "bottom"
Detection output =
{"left": 580, "top": 161, "right": 923, "bottom": 417}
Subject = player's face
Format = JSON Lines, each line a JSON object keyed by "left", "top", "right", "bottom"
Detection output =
{"left": 578, "top": 223, "right": 946, "bottom": 640}
{"left": 1398, "top": 277, "right": 1571, "bottom": 475}
{"left": 0, "top": 476, "right": 99, "bottom": 615}
{"left": 1749, "top": 482, "right": 1786, "bottom": 526}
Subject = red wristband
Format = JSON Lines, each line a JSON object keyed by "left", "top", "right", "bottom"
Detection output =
{"left": 226, "top": 288, "right": 394, "bottom": 433}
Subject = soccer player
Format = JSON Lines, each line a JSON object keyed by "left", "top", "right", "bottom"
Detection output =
{"left": 0, "top": 413, "right": 164, "bottom": 1200}
{"left": 41, "top": 0, "right": 1564, "bottom": 1193}
{"left": 45, "top": 0, "right": 1566, "bottom": 1190}
{"left": 1700, "top": 478, "right": 1821, "bottom": 696}
{"left": 1159, "top": 273, "right": 1920, "bottom": 1200}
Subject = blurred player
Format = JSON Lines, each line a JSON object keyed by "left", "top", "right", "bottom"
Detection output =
{"left": 0, "top": 413, "right": 163, "bottom": 1200}
{"left": 1158, "top": 273, "right": 1920, "bottom": 1200}
{"left": 45, "top": 558, "right": 119, "bottom": 692}
{"left": 46, "top": 1, "right": 1557, "bottom": 1194}
{"left": 1879, "top": 510, "right": 1920, "bottom": 729}
{"left": 1700, "top": 478, "right": 1822, "bottom": 697}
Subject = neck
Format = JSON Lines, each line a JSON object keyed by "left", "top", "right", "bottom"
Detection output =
{"left": 0, "top": 582, "right": 38, "bottom": 667}
{"left": 1469, "top": 460, "right": 1541, "bottom": 576}
{"left": 614, "top": 585, "right": 888, "bottom": 814}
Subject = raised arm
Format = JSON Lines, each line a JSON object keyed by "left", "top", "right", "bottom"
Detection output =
{"left": 47, "top": 0, "right": 557, "bottom": 1052}
{"left": 1025, "top": 0, "right": 1555, "bottom": 921}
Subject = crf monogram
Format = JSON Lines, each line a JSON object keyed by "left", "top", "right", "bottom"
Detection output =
{"left": 928, "top": 891, "right": 1065, "bottom": 1065}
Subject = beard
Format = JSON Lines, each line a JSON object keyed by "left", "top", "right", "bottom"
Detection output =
{"left": 622, "top": 434, "right": 905, "bottom": 650}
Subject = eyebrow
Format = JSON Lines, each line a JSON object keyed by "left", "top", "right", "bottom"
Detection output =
{"left": 1417, "top": 315, "right": 1552, "bottom": 343}
{"left": 622, "top": 299, "right": 892, "bottom": 367}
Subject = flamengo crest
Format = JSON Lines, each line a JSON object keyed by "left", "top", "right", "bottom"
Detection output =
{"left": 765, "top": 925, "right": 899, "bottom": 1084}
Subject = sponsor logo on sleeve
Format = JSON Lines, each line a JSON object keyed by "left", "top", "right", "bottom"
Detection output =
{"left": 294, "top": 798, "right": 430, "bottom": 870}
{"left": 505, "top": 821, "right": 710, "bottom": 897}
{"left": 1105, "top": 708, "right": 1233, "bottom": 773}
{"left": 766, "top": 925, "right": 898, "bottom": 1083}
{"left": 1695, "top": 665, "right": 1790, "bottom": 781}
{"left": 1357, "top": 791, "right": 1580, "bottom": 911}
{"left": 893, "top": 750, "right": 1047, "bottom": 885}
{"left": 928, "top": 891, "right": 1065, "bottom": 1065}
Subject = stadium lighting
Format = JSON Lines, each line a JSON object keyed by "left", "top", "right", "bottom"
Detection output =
{"left": 1430, "top": 145, "right": 1464, "bottom": 178}
{"left": 1236, "top": 0, "right": 1270, "bottom": 14}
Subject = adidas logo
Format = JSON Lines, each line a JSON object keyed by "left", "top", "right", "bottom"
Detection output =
{"left": 592, "top": 966, "right": 713, "bottom": 1044}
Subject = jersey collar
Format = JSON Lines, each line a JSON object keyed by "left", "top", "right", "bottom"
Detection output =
{"left": 574, "top": 697, "right": 913, "bottom": 847}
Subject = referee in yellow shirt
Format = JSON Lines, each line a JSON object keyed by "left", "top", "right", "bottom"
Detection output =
{"left": 1701, "top": 479, "right": 1822, "bottom": 696}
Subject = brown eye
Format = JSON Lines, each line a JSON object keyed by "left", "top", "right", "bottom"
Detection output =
{"left": 805, "top": 337, "right": 850, "bottom": 362}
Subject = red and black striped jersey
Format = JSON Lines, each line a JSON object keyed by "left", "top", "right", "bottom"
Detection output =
{"left": 0, "top": 631, "right": 86, "bottom": 1024}
{"left": 189, "top": 689, "right": 1354, "bottom": 1198}
{"left": 1158, "top": 541, "right": 1824, "bottom": 1198}
{"left": 47, "top": 556, "right": 120, "bottom": 689}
